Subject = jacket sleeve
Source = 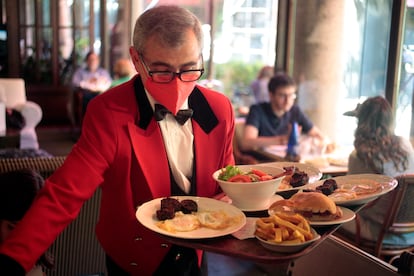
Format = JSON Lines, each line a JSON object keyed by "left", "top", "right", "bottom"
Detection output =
{"left": 0, "top": 96, "right": 117, "bottom": 272}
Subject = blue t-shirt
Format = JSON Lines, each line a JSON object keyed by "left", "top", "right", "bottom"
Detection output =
{"left": 245, "top": 103, "right": 313, "bottom": 136}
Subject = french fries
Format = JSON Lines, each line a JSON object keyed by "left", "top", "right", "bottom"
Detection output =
{"left": 255, "top": 212, "right": 315, "bottom": 245}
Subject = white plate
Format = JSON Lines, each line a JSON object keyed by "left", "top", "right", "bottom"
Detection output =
{"left": 308, "top": 207, "right": 355, "bottom": 226}
{"left": 136, "top": 196, "right": 246, "bottom": 239}
{"left": 255, "top": 228, "right": 321, "bottom": 253}
{"left": 303, "top": 174, "right": 398, "bottom": 206}
{"left": 267, "top": 206, "right": 355, "bottom": 226}
{"left": 261, "top": 162, "right": 323, "bottom": 191}
{"left": 220, "top": 194, "right": 284, "bottom": 212}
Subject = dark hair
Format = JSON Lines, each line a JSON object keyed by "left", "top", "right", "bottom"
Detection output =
{"left": 257, "top": 66, "right": 274, "bottom": 79}
{"left": 267, "top": 72, "right": 296, "bottom": 94}
{"left": 354, "top": 96, "right": 408, "bottom": 173}
{"left": 84, "top": 51, "right": 97, "bottom": 62}
{"left": 0, "top": 169, "right": 44, "bottom": 221}
{"left": 0, "top": 169, "right": 54, "bottom": 269}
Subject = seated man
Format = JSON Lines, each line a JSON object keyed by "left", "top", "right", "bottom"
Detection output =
{"left": 72, "top": 51, "right": 112, "bottom": 116}
{"left": 240, "top": 72, "right": 326, "bottom": 160}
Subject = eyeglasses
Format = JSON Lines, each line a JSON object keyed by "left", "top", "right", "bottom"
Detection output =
{"left": 276, "top": 93, "right": 297, "bottom": 100}
{"left": 140, "top": 54, "right": 204, "bottom": 83}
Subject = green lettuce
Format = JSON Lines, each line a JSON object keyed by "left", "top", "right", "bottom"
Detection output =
{"left": 218, "top": 165, "right": 243, "bottom": 181}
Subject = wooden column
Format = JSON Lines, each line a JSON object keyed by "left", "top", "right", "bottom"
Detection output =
{"left": 5, "top": 1, "right": 19, "bottom": 77}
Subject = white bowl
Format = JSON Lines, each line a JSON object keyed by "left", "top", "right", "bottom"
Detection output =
{"left": 212, "top": 165, "right": 285, "bottom": 211}
{"left": 255, "top": 228, "right": 320, "bottom": 253}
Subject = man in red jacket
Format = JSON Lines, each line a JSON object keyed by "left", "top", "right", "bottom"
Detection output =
{"left": 0, "top": 5, "right": 235, "bottom": 275}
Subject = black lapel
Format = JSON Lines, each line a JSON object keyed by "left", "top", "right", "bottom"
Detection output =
{"left": 133, "top": 76, "right": 153, "bottom": 129}
{"left": 133, "top": 78, "right": 219, "bottom": 133}
{"left": 188, "top": 87, "right": 219, "bottom": 134}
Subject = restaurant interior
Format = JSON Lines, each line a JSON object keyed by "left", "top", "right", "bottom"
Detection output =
{"left": 1, "top": 0, "right": 414, "bottom": 275}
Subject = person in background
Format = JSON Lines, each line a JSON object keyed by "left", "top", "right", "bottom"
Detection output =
{"left": 0, "top": 5, "right": 234, "bottom": 275}
{"left": 71, "top": 51, "right": 112, "bottom": 114}
{"left": 110, "top": 58, "right": 135, "bottom": 88}
{"left": 346, "top": 96, "right": 414, "bottom": 175}
{"left": 241, "top": 72, "right": 326, "bottom": 154}
{"left": 250, "top": 65, "right": 274, "bottom": 103}
{"left": 338, "top": 96, "right": 414, "bottom": 247}
{"left": 0, "top": 169, "right": 54, "bottom": 275}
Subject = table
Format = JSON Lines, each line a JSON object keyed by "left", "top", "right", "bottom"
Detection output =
{"left": 258, "top": 145, "right": 351, "bottom": 177}
{"left": 320, "top": 165, "right": 348, "bottom": 177}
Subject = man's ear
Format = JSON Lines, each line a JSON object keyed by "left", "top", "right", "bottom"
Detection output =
{"left": 129, "top": 47, "right": 139, "bottom": 62}
{"left": 129, "top": 47, "right": 141, "bottom": 73}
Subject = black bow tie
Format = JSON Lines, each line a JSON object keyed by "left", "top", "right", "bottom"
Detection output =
{"left": 154, "top": 104, "right": 193, "bottom": 125}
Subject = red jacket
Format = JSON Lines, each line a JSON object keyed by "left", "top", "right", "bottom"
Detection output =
{"left": 0, "top": 76, "right": 235, "bottom": 275}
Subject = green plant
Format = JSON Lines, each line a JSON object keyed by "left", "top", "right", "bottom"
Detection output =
{"left": 213, "top": 61, "right": 264, "bottom": 98}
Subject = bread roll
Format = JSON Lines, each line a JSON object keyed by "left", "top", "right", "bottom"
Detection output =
{"left": 269, "top": 192, "right": 342, "bottom": 221}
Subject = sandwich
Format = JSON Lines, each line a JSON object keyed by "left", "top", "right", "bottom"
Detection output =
{"left": 269, "top": 192, "right": 342, "bottom": 221}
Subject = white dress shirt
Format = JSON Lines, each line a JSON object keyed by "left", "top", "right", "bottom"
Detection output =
{"left": 146, "top": 92, "right": 194, "bottom": 194}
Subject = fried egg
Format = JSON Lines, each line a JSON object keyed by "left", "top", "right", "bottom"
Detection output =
{"left": 156, "top": 211, "right": 200, "bottom": 233}
{"left": 197, "top": 210, "right": 243, "bottom": 230}
{"left": 329, "top": 189, "right": 357, "bottom": 201}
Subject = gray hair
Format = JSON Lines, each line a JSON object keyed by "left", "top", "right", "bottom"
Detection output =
{"left": 132, "top": 5, "right": 203, "bottom": 55}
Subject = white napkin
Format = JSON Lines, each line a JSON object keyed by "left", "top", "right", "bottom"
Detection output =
{"left": 231, "top": 217, "right": 257, "bottom": 240}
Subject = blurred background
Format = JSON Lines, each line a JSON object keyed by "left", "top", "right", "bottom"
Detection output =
{"left": 1, "top": 0, "right": 414, "bottom": 149}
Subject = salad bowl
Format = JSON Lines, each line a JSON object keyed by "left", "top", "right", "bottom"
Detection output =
{"left": 212, "top": 165, "right": 285, "bottom": 211}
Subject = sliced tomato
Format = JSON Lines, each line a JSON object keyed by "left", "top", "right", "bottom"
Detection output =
{"left": 250, "top": 169, "right": 268, "bottom": 177}
{"left": 227, "top": 174, "right": 252, "bottom": 182}
{"left": 259, "top": 175, "right": 273, "bottom": 181}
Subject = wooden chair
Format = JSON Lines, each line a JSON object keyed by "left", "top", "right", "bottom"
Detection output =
{"left": 232, "top": 120, "right": 286, "bottom": 164}
{"left": 334, "top": 174, "right": 414, "bottom": 261}
{"left": 233, "top": 120, "right": 259, "bottom": 165}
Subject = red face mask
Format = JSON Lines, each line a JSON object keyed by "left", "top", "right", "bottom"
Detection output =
{"left": 145, "top": 77, "right": 196, "bottom": 115}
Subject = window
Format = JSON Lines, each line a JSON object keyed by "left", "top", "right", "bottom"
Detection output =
{"left": 396, "top": 3, "right": 414, "bottom": 141}
{"left": 292, "top": 0, "right": 394, "bottom": 147}
{"left": 142, "top": 0, "right": 277, "bottom": 101}
{"left": 341, "top": 0, "right": 392, "bottom": 145}
{"left": 5, "top": 0, "right": 131, "bottom": 85}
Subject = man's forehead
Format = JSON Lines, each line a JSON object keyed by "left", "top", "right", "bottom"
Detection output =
{"left": 275, "top": 86, "right": 296, "bottom": 93}
{"left": 143, "top": 30, "right": 200, "bottom": 55}
{"left": 88, "top": 54, "right": 99, "bottom": 61}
